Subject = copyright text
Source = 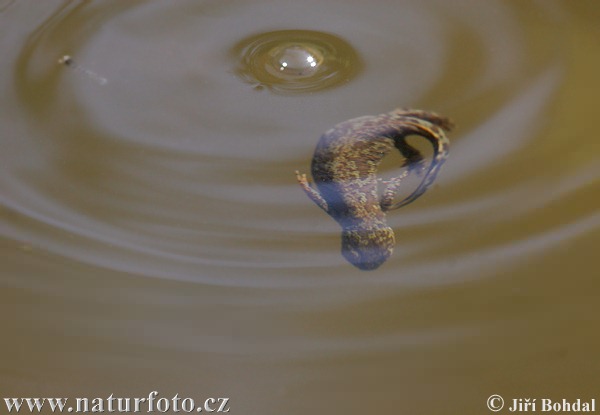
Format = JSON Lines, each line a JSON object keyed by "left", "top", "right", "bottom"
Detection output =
{"left": 487, "top": 395, "right": 595, "bottom": 412}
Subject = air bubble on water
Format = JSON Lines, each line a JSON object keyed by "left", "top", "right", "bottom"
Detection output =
{"left": 231, "top": 30, "right": 362, "bottom": 94}
{"left": 268, "top": 44, "right": 323, "bottom": 78}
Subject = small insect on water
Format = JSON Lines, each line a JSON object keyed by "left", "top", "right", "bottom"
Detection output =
{"left": 296, "top": 108, "right": 453, "bottom": 270}
{"left": 58, "top": 54, "right": 108, "bottom": 85}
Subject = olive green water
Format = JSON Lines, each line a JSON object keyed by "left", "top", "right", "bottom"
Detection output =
{"left": 1, "top": 1, "right": 598, "bottom": 414}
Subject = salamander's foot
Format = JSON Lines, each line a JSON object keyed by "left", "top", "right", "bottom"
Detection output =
{"left": 295, "top": 170, "right": 329, "bottom": 212}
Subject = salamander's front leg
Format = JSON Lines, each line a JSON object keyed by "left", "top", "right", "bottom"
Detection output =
{"left": 380, "top": 171, "right": 409, "bottom": 212}
{"left": 295, "top": 170, "right": 329, "bottom": 212}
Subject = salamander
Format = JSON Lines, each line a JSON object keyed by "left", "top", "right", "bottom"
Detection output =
{"left": 296, "top": 108, "right": 453, "bottom": 270}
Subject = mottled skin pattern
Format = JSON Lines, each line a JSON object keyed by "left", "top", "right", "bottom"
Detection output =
{"left": 296, "top": 108, "right": 453, "bottom": 270}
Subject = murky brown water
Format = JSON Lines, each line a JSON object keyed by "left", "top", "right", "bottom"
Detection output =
{"left": 1, "top": 1, "right": 598, "bottom": 414}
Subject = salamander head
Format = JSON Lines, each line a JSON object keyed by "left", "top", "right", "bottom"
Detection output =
{"left": 341, "top": 224, "right": 395, "bottom": 270}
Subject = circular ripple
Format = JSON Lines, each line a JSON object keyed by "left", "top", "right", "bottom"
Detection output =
{"left": 5, "top": 0, "right": 575, "bottom": 287}
{"left": 231, "top": 30, "right": 362, "bottom": 94}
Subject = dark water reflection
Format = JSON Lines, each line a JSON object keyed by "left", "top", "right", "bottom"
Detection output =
{"left": 1, "top": 1, "right": 598, "bottom": 414}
